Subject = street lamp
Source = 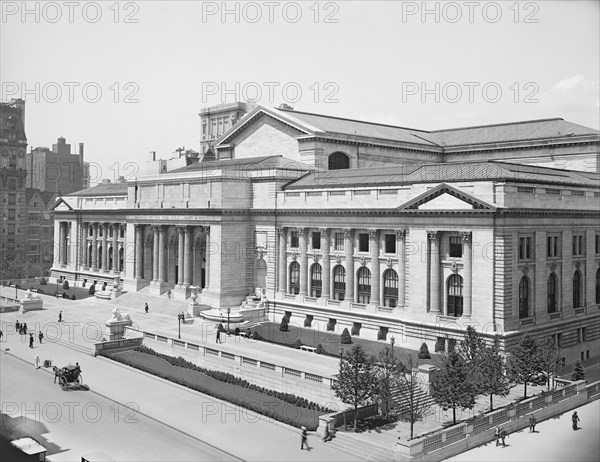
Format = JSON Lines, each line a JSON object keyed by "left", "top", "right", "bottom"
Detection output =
{"left": 177, "top": 312, "right": 185, "bottom": 339}
{"left": 390, "top": 335, "right": 395, "bottom": 356}
{"left": 227, "top": 308, "right": 230, "bottom": 334}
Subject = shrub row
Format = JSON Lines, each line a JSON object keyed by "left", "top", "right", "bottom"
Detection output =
{"left": 102, "top": 347, "right": 330, "bottom": 429}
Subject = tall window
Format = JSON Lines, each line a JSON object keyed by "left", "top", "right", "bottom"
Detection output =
{"left": 447, "top": 274, "right": 463, "bottom": 317}
{"left": 358, "top": 233, "right": 369, "bottom": 252}
{"left": 596, "top": 269, "right": 600, "bottom": 305}
{"left": 311, "top": 232, "right": 321, "bottom": 250}
{"left": 547, "top": 273, "right": 557, "bottom": 313}
{"left": 573, "top": 270, "right": 583, "bottom": 308}
{"left": 519, "top": 276, "right": 530, "bottom": 319}
{"left": 333, "top": 265, "right": 345, "bottom": 301}
{"left": 289, "top": 261, "right": 300, "bottom": 295}
{"left": 519, "top": 236, "right": 532, "bottom": 260}
{"left": 290, "top": 231, "right": 299, "bottom": 248}
{"left": 334, "top": 232, "right": 344, "bottom": 251}
{"left": 572, "top": 234, "right": 584, "bottom": 256}
{"left": 547, "top": 235, "right": 559, "bottom": 258}
{"left": 310, "top": 263, "right": 322, "bottom": 298}
{"left": 357, "top": 267, "right": 371, "bottom": 304}
{"left": 383, "top": 269, "right": 398, "bottom": 308}
{"left": 449, "top": 236, "right": 463, "bottom": 258}
{"left": 385, "top": 234, "right": 396, "bottom": 254}
{"left": 328, "top": 152, "right": 350, "bottom": 170}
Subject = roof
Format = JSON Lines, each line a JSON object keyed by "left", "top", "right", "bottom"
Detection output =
{"left": 65, "top": 182, "right": 129, "bottom": 197}
{"left": 284, "top": 161, "right": 600, "bottom": 190}
{"left": 219, "top": 106, "right": 598, "bottom": 150}
{"left": 169, "top": 155, "right": 314, "bottom": 174}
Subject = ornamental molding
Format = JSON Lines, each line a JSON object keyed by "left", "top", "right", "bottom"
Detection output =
{"left": 549, "top": 261, "right": 557, "bottom": 273}
{"left": 386, "top": 258, "right": 393, "bottom": 268}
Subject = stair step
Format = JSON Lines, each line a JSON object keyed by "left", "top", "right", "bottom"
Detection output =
{"left": 326, "top": 433, "right": 394, "bottom": 461}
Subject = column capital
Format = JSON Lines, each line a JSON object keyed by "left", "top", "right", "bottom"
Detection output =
{"left": 277, "top": 226, "right": 287, "bottom": 235}
{"left": 368, "top": 229, "right": 379, "bottom": 240}
{"left": 427, "top": 231, "right": 439, "bottom": 242}
{"left": 320, "top": 228, "right": 329, "bottom": 238}
{"left": 396, "top": 229, "right": 406, "bottom": 240}
{"left": 152, "top": 224, "right": 162, "bottom": 233}
{"left": 119, "top": 223, "right": 126, "bottom": 231}
{"left": 343, "top": 228, "right": 354, "bottom": 239}
{"left": 201, "top": 225, "right": 210, "bottom": 235}
{"left": 176, "top": 225, "right": 187, "bottom": 234}
{"left": 462, "top": 232, "right": 472, "bottom": 243}
{"left": 297, "top": 227, "right": 306, "bottom": 236}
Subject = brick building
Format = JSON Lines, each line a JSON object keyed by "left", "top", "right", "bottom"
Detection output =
{"left": 50, "top": 105, "right": 600, "bottom": 364}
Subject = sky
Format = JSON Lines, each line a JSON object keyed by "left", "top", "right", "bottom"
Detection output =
{"left": 1, "top": 0, "right": 599, "bottom": 186}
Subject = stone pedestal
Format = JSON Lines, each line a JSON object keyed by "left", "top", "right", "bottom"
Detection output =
{"left": 187, "top": 292, "right": 210, "bottom": 317}
{"left": 110, "top": 288, "right": 124, "bottom": 299}
{"left": 20, "top": 299, "right": 44, "bottom": 313}
{"left": 174, "top": 284, "right": 191, "bottom": 300}
{"left": 123, "top": 278, "right": 147, "bottom": 293}
{"left": 105, "top": 320, "right": 133, "bottom": 341}
{"left": 148, "top": 280, "right": 168, "bottom": 297}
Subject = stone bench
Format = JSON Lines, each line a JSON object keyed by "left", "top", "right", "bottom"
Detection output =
{"left": 300, "top": 345, "right": 317, "bottom": 353}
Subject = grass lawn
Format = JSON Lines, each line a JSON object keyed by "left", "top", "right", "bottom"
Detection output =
{"left": 250, "top": 322, "right": 438, "bottom": 367}
{"left": 107, "top": 349, "right": 324, "bottom": 429}
{"left": 17, "top": 281, "right": 95, "bottom": 300}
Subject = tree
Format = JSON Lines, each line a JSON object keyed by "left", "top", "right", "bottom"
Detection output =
{"left": 537, "top": 336, "right": 562, "bottom": 391}
{"left": 88, "top": 284, "right": 95, "bottom": 295}
{"left": 395, "top": 357, "right": 434, "bottom": 439}
{"left": 431, "top": 350, "right": 476, "bottom": 424}
{"left": 331, "top": 344, "right": 378, "bottom": 431}
{"left": 418, "top": 343, "right": 431, "bottom": 359}
{"left": 62, "top": 280, "right": 70, "bottom": 290}
{"left": 374, "top": 347, "right": 406, "bottom": 420}
{"left": 478, "top": 335, "right": 510, "bottom": 411}
{"left": 341, "top": 328, "right": 352, "bottom": 344}
{"left": 458, "top": 326, "right": 487, "bottom": 363}
{"left": 508, "top": 334, "right": 545, "bottom": 398}
{"left": 571, "top": 360, "right": 586, "bottom": 381}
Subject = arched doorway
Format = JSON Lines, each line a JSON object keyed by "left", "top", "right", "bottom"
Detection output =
{"left": 447, "top": 274, "right": 463, "bottom": 317}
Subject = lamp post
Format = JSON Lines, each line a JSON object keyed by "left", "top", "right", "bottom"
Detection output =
{"left": 177, "top": 312, "right": 185, "bottom": 339}
{"left": 227, "top": 308, "right": 230, "bottom": 334}
{"left": 390, "top": 335, "right": 395, "bottom": 358}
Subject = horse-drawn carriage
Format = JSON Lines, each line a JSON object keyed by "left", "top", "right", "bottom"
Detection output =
{"left": 52, "top": 364, "right": 83, "bottom": 390}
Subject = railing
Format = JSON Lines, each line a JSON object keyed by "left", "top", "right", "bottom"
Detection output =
{"left": 94, "top": 336, "right": 142, "bottom": 356}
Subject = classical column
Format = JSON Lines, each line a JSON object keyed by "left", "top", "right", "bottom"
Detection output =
{"left": 462, "top": 232, "right": 473, "bottom": 317}
{"left": 344, "top": 229, "right": 355, "bottom": 303}
{"left": 204, "top": 227, "right": 210, "bottom": 290}
{"left": 152, "top": 225, "right": 160, "bottom": 282}
{"left": 158, "top": 226, "right": 167, "bottom": 283}
{"left": 397, "top": 230, "right": 406, "bottom": 308}
{"left": 112, "top": 224, "right": 119, "bottom": 271}
{"left": 101, "top": 223, "right": 108, "bottom": 271}
{"left": 278, "top": 227, "right": 287, "bottom": 292}
{"left": 299, "top": 228, "right": 308, "bottom": 295}
{"left": 428, "top": 231, "right": 440, "bottom": 313}
{"left": 177, "top": 226, "right": 185, "bottom": 286}
{"left": 135, "top": 225, "right": 144, "bottom": 279}
{"left": 58, "top": 222, "right": 65, "bottom": 264}
{"left": 91, "top": 223, "right": 98, "bottom": 270}
{"left": 183, "top": 227, "right": 192, "bottom": 286}
{"left": 80, "top": 223, "right": 88, "bottom": 269}
{"left": 370, "top": 229, "right": 381, "bottom": 306}
{"left": 320, "top": 228, "right": 330, "bottom": 299}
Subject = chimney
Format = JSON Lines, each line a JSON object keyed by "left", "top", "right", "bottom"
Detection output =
{"left": 150, "top": 151, "right": 156, "bottom": 161}
{"left": 78, "top": 143, "right": 84, "bottom": 162}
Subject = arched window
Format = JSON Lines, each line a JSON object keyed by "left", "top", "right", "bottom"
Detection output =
{"left": 447, "top": 274, "right": 463, "bottom": 317}
{"left": 383, "top": 269, "right": 398, "bottom": 308}
{"left": 311, "top": 263, "right": 322, "bottom": 298}
{"left": 108, "top": 246, "right": 114, "bottom": 270}
{"left": 547, "top": 273, "right": 557, "bottom": 313}
{"left": 596, "top": 269, "right": 600, "bottom": 305}
{"left": 87, "top": 245, "right": 92, "bottom": 267}
{"left": 573, "top": 270, "right": 583, "bottom": 308}
{"left": 519, "top": 276, "right": 530, "bottom": 319}
{"left": 357, "top": 267, "right": 371, "bottom": 304}
{"left": 328, "top": 152, "right": 350, "bottom": 170}
{"left": 289, "top": 261, "right": 300, "bottom": 295}
{"left": 333, "top": 265, "right": 345, "bottom": 301}
{"left": 98, "top": 245, "right": 103, "bottom": 269}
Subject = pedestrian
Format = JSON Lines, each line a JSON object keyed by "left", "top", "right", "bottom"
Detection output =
{"left": 38, "top": 331, "right": 43, "bottom": 344}
{"left": 58, "top": 311, "right": 62, "bottom": 323}
{"left": 23, "top": 323, "right": 27, "bottom": 335}
{"left": 572, "top": 411, "right": 580, "bottom": 430}
{"left": 300, "top": 426, "right": 310, "bottom": 450}
{"left": 0, "top": 330, "right": 3, "bottom": 342}
{"left": 529, "top": 414, "right": 537, "bottom": 432}
{"left": 34, "top": 354, "right": 40, "bottom": 369}
{"left": 495, "top": 426, "right": 501, "bottom": 446}
{"left": 29, "top": 333, "right": 34, "bottom": 348}
{"left": 15, "top": 320, "right": 20, "bottom": 332}
{"left": 167, "top": 289, "right": 171, "bottom": 299}
{"left": 145, "top": 302, "right": 149, "bottom": 314}
{"left": 500, "top": 428, "right": 507, "bottom": 446}
{"left": 322, "top": 424, "right": 332, "bottom": 443}
{"left": 216, "top": 329, "right": 221, "bottom": 344}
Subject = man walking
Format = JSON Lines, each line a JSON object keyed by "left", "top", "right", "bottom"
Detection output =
{"left": 38, "top": 331, "right": 44, "bottom": 344}
{"left": 300, "top": 426, "right": 310, "bottom": 450}
{"left": 145, "top": 302, "right": 149, "bottom": 314}
{"left": 29, "top": 333, "right": 34, "bottom": 348}
{"left": 58, "top": 311, "right": 62, "bottom": 323}
{"left": 529, "top": 414, "right": 537, "bottom": 432}
{"left": 572, "top": 411, "right": 580, "bottom": 430}
{"left": 216, "top": 329, "right": 221, "bottom": 344}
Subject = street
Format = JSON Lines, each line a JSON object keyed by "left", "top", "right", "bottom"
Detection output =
{"left": 0, "top": 353, "right": 236, "bottom": 461}
{"left": 445, "top": 399, "right": 600, "bottom": 462}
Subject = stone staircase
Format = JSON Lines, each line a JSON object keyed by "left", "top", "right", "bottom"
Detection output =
{"left": 324, "top": 431, "right": 395, "bottom": 461}
{"left": 238, "top": 293, "right": 267, "bottom": 322}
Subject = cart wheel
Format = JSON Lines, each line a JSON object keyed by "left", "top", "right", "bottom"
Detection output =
{"left": 76, "top": 374, "right": 83, "bottom": 386}
{"left": 59, "top": 376, "right": 67, "bottom": 390}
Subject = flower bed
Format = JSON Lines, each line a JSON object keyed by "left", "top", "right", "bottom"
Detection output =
{"left": 101, "top": 345, "right": 331, "bottom": 430}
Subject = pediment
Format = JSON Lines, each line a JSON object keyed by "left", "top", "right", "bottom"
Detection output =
{"left": 399, "top": 183, "right": 495, "bottom": 211}
{"left": 49, "top": 197, "right": 74, "bottom": 211}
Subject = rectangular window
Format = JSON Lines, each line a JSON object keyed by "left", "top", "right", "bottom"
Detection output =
{"left": 358, "top": 233, "right": 369, "bottom": 252}
{"left": 334, "top": 232, "right": 344, "bottom": 251}
{"left": 519, "top": 236, "right": 532, "bottom": 260}
{"left": 517, "top": 186, "right": 534, "bottom": 193}
{"left": 449, "top": 236, "right": 463, "bottom": 258}
{"left": 572, "top": 234, "right": 584, "bottom": 256}
{"left": 311, "top": 232, "right": 320, "bottom": 250}
{"left": 7, "top": 209, "right": 16, "bottom": 220}
{"left": 582, "top": 327, "right": 588, "bottom": 342}
{"left": 290, "top": 231, "right": 299, "bottom": 248}
{"left": 385, "top": 234, "right": 396, "bottom": 254}
{"left": 8, "top": 194, "right": 16, "bottom": 205}
{"left": 595, "top": 234, "right": 600, "bottom": 255}
{"left": 546, "top": 188, "right": 560, "bottom": 195}
{"left": 571, "top": 190, "right": 584, "bottom": 196}
{"left": 547, "top": 235, "right": 559, "bottom": 258}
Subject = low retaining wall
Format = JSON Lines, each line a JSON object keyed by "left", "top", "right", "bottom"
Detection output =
{"left": 94, "top": 337, "right": 143, "bottom": 356}
{"left": 139, "top": 330, "right": 344, "bottom": 409}
{"left": 394, "top": 380, "right": 599, "bottom": 461}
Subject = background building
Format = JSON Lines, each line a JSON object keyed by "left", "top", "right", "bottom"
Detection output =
{"left": 50, "top": 105, "right": 600, "bottom": 365}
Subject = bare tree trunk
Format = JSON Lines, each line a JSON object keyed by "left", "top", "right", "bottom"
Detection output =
{"left": 453, "top": 405, "right": 456, "bottom": 424}
{"left": 354, "top": 405, "right": 358, "bottom": 432}
{"left": 490, "top": 394, "right": 493, "bottom": 411}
